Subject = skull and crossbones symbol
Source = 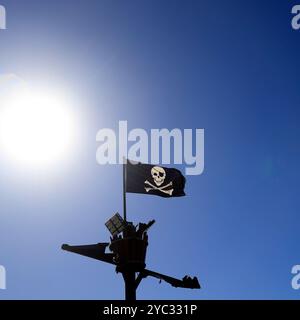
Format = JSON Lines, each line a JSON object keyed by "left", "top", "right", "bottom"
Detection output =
{"left": 144, "top": 166, "right": 174, "bottom": 196}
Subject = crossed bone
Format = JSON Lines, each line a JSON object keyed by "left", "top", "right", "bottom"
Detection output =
{"left": 144, "top": 180, "right": 174, "bottom": 196}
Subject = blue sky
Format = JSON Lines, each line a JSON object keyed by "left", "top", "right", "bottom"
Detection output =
{"left": 0, "top": 0, "right": 300, "bottom": 299}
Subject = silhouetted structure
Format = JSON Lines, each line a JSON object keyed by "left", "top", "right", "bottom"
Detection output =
{"left": 62, "top": 163, "right": 200, "bottom": 300}
{"left": 62, "top": 218, "right": 200, "bottom": 300}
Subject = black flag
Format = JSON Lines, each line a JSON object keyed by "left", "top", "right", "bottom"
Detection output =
{"left": 126, "top": 161, "right": 186, "bottom": 198}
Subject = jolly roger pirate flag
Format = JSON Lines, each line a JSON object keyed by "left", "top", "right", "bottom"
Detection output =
{"left": 125, "top": 161, "right": 186, "bottom": 198}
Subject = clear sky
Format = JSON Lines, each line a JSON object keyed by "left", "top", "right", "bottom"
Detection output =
{"left": 0, "top": 0, "right": 300, "bottom": 299}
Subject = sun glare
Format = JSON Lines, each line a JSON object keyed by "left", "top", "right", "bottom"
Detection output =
{"left": 0, "top": 87, "right": 75, "bottom": 167}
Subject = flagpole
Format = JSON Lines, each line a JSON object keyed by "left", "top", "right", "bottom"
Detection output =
{"left": 123, "top": 160, "right": 127, "bottom": 222}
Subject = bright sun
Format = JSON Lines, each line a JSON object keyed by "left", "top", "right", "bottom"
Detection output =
{"left": 0, "top": 87, "right": 75, "bottom": 167}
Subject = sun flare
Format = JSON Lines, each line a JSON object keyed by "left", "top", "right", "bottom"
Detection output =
{"left": 0, "top": 87, "right": 75, "bottom": 167}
